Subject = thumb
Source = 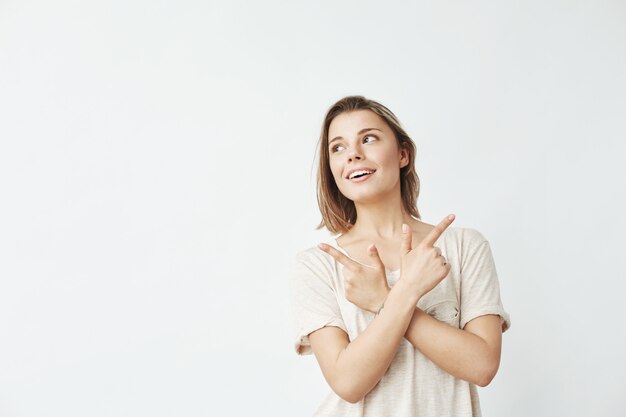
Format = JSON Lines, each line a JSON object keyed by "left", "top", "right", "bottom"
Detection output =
{"left": 368, "top": 243, "right": 385, "bottom": 269}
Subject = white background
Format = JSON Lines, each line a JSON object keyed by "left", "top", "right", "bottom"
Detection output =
{"left": 1, "top": 1, "right": 625, "bottom": 416}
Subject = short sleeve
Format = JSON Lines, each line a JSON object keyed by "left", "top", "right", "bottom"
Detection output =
{"left": 459, "top": 230, "right": 511, "bottom": 333}
{"left": 288, "top": 250, "right": 348, "bottom": 356}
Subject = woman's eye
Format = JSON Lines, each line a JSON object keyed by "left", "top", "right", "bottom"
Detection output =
{"left": 330, "top": 135, "right": 377, "bottom": 153}
{"left": 363, "top": 134, "right": 377, "bottom": 143}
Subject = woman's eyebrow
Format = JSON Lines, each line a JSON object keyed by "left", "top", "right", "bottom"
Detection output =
{"left": 329, "top": 128, "right": 382, "bottom": 145}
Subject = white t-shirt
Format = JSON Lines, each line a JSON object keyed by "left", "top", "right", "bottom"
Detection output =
{"left": 288, "top": 226, "right": 511, "bottom": 417}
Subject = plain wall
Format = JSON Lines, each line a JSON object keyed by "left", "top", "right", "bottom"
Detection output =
{"left": 1, "top": 1, "right": 625, "bottom": 416}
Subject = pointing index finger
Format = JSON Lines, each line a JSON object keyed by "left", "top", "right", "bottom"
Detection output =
{"left": 421, "top": 214, "right": 455, "bottom": 247}
{"left": 317, "top": 243, "right": 361, "bottom": 271}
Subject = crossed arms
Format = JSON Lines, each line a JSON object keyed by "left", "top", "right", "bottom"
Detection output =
{"left": 308, "top": 280, "right": 503, "bottom": 404}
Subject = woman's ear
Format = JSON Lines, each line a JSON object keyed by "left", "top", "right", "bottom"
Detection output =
{"left": 399, "top": 147, "right": 410, "bottom": 168}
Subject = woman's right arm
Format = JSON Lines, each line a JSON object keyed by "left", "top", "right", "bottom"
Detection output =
{"left": 308, "top": 279, "right": 421, "bottom": 404}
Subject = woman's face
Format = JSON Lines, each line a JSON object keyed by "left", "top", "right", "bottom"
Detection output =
{"left": 327, "top": 109, "right": 407, "bottom": 203}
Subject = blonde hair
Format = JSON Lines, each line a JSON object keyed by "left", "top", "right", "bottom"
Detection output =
{"left": 315, "top": 95, "right": 422, "bottom": 235}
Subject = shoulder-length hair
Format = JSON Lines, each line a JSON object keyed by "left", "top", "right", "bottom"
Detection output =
{"left": 315, "top": 95, "right": 422, "bottom": 235}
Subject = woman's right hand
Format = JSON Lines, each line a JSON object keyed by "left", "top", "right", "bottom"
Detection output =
{"left": 399, "top": 214, "right": 455, "bottom": 299}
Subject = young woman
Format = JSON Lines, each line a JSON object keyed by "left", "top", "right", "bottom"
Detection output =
{"left": 289, "top": 95, "right": 511, "bottom": 416}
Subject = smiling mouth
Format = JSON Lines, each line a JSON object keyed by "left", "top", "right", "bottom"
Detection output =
{"left": 349, "top": 171, "right": 376, "bottom": 181}
{"left": 347, "top": 169, "right": 377, "bottom": 179}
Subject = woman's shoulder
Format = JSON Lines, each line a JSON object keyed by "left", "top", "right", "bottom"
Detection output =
{"left": 439, "top": 226, "right": 492, "bottom": 263}
{"left": 455, "top": 226, "right": 489, "bottom": 244}
{"left": 289, "top": 240, "right": 340, "bottom": 288}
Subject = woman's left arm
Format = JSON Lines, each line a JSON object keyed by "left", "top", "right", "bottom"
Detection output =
{"left": 403, "top": 309, "right": 502, "bottom": 387}
{"left": 402, "top": 234, "right": 507, "bottom": 386}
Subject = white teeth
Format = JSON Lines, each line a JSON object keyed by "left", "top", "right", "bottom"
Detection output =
{"left": 349, "top": 169, "right": 375, "bottom": 179}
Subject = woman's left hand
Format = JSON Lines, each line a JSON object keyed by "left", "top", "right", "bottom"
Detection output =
{"left": 318, "top": 243, "right": 391, "bottom": 313}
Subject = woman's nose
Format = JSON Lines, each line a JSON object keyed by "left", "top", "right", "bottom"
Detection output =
{"left": 347, "top": 148, "right": 363, "bottom": 161}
